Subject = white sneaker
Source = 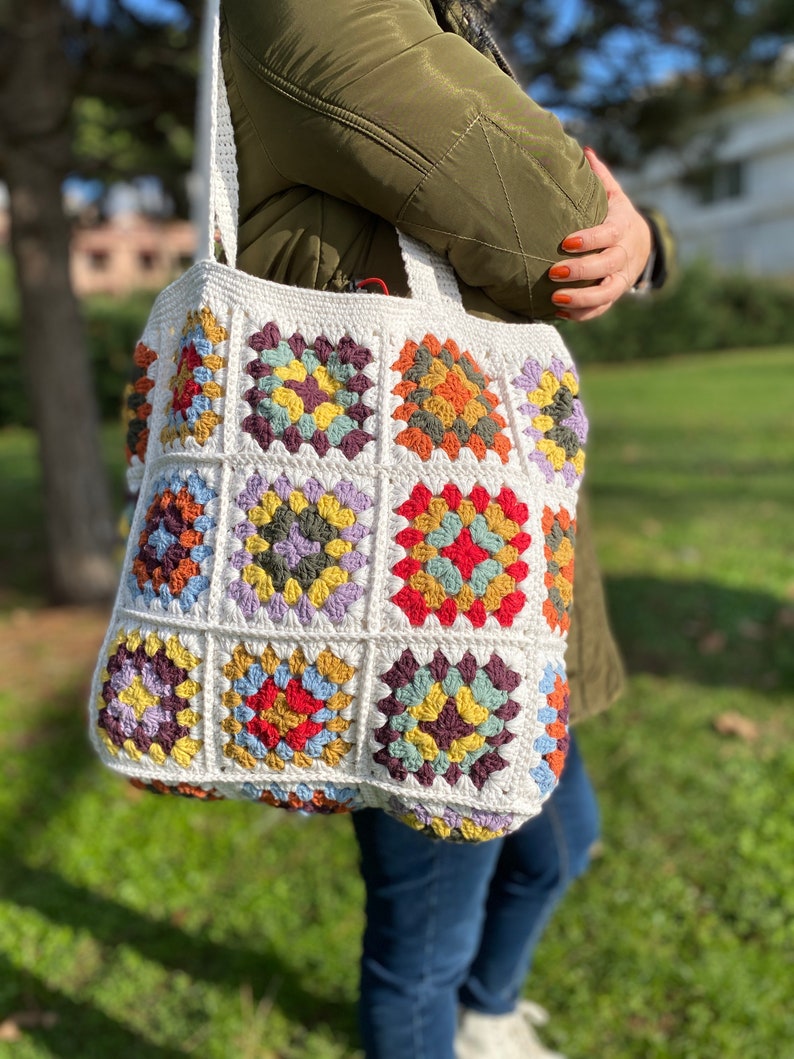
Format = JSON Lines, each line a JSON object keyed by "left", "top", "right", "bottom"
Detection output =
{"left": 455, "top": 1000, "right": 567, "bottom": 1059}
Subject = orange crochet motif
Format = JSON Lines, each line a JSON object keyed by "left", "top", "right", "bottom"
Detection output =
{"left": 392, "top": 334, "right": 511, "bottom": 462}
{"left": 541, "top": 507, "right": 576, "bottom": 634}
{"left": 123, "top": 341, "right": 157, "bottom": 465}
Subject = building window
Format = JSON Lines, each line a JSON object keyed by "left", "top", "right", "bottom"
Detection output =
{"left": 139, "top": 251, "right": 158, "bottom": 271}
{"left": 688, "top": 160, "right": 745, "bottom": 205}
{"left": 89, "top": 250, "right": 110, "bottom": 271}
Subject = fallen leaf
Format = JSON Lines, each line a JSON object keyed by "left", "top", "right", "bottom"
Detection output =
{"left": 713, "top": 711, "right": 759, "bottom": 741}
{"left": 698, "top": 630, "right": 727, "bottom": 655}
{"left": 0, "top": 1023, "right": 20, "bottom": 1043}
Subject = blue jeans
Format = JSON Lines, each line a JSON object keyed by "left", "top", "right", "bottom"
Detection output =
{"left": 352, "top": 734, "right": 599, "bottom": 1059}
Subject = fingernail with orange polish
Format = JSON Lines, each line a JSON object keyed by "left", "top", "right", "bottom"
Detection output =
{"left": 561, "top": 236, "right": 584, "bottom": 252}
{"left": 549, "top": 265, "right": 571, "bottom": 280}
{"left": 551, "top": 293, "right": 572, "bottom": 305}
{"left": 555, "top": 310, "right": 571, "bottom": 320}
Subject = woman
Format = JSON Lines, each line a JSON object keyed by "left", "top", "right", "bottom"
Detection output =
{"left": 219, "top": 1, "right": 666, "bottom": 1055}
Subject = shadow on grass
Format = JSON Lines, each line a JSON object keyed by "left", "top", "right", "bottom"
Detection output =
{"left": 0, "top": 952, "right": 188, "bottom": 1059}
{"left": 1, "top": 684, "right": 359, "bottom": 1058}
{"left": 605, "top": 575, "right": 794, "bottom": 692}
{"left": 0, "top": 861, "right": 358, "bottom": 1056}
{"left": 3, "top": 573, "right": 790, "bottom": 1056}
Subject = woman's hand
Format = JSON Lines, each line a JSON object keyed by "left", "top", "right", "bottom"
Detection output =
{"left": 548, "top": 147, "right": 653, "bottom": 321}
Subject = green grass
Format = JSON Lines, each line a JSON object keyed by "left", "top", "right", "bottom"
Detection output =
{"left": 1, "top": 347, "right": 793, "bottom": 1057}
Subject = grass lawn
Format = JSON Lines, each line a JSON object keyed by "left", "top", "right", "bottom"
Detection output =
{"left": 0, "top": 346, "right": 792, "bottom": 1058}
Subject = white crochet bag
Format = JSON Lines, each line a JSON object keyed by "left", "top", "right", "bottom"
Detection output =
{"left": 88, "top": 0, "right": 588, "bottom": 842}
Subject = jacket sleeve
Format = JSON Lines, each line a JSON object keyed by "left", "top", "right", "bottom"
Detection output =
{"left": 221, "top": 0, "right": 607, "bottom": 318}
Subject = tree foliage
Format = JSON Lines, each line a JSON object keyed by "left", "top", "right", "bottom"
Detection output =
{"left": 0, "top": 1, "right": 198, "bottom": 191}
{"left": 491, "top": 0, "right": 794, "bottom": 163}
{"left": 68, "top": 0, "right": 201, "bottom": 211}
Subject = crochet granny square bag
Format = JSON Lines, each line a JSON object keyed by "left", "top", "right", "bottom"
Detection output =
{"left": 88, "top": 1, "right": 588, "bottom": 843}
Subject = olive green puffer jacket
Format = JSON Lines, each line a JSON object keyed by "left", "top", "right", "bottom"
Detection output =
{"left": 220, "top": 0, "right": 626, "bottom": 721}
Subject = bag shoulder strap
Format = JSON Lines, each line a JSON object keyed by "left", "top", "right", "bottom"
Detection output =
{"left": 193, "top": 0, "right": 238, "bottom": 266}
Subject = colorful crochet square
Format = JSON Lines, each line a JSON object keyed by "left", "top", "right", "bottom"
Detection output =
{"left": 228, "top": 472, "right": 371, "bottom": 624}
{"left": 392, "top": 334, "right": 511, "bottom": 462}
{"left": 512, "top": 357, "right": 587, "bottom": 484}
{"left": 388, "top": 797, "right": 513, "bottom": 842}
{"left": 542, "top": 506, "right": 576, "bottom": 633}
{"left": 242, "top": 322, "right": 374, "bottom": 458}
{"left": 239, "top": 782, "right": 362, "bottom": 813}
{"left": 97, "top": 629, "right": 202, "bottom": 768}
{"left": 392, "top": 483, "right": 530, "bottom": 627}
{"left": 221, "top": 644, "right": 356, "bottom": 770}
{"left": 130, "top": 471, "right": 216, "bottom": 611}
{"left": 123, "top": 341, "right": 157, "bottom": 464}
{"left": 129, "top": 778, "right": 222, "bottom": 800}
{"left": 530, "top": 662, "right": 570, "bottom": 794}
{"left": 374, "top": 648, "right": 521, "bottom": 789}
{"left": 161, "top": 307, "right": 227, "bottom": 448}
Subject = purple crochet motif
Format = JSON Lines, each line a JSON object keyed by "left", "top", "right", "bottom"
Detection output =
{"left": 228, "top": 471, "right": 372, "bottom": 624}
{"left": 242, "top": 322, "right": 374, "bottom": 459}
{"left": 374, "top": 648, "right": 521, "bottom": 790}
{"left": 388, "top": 796, "right": 515, "bottom": 842}
{"left": 97, "top": 630, "right": 201, "bottom": 768}
{"left": 512, "top": 356, "right": 587, "bottom": 485}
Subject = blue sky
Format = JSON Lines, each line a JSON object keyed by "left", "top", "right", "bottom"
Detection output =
{"left": 68, "top": 0, "right": 699, "bottom": 133}
{"left": 70, "top": 0, "right": 696, "bottom": 92}
{"left": 520, "top": 0, "right": 697, "bottom": 112}
{"left": 70, "top": 0, "right": 188, "bottom": 22}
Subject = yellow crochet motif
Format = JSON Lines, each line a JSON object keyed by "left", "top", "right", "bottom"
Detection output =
{"left": 161, "top": 307, "right": 228, "bottom": 448}
{"left": 96, "top": 629, "right": 202, "bottom": 769}
{"left": 229, "top": 474, "right": 369, "bottom": 622}
{"left": 221, "top": 644, "right": 356, "bottom": 771}
{"left": 526, "top": 369, "right": 585, "bottom": 476}
{"left": 398, "top": 809, "right": 508, "bottom": 843}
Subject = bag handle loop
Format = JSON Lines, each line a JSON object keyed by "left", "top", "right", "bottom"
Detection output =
{"left": 194, "top": 0, "right": 463, "bottom": 310}
{"left": 193, "top": 0, "right": 239, "bottom": 266}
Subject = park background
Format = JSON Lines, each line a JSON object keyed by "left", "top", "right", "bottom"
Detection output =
{"left": 0, "top": 1, "right": 793, "bottom": 1055}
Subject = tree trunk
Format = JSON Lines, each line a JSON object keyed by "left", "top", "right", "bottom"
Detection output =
{"left": 1, "top": 1, "right": 118, "bottom": 603}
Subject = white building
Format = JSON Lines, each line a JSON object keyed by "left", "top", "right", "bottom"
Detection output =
{"left": 620, "top": 87, "right": 794, "bottom": 277}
